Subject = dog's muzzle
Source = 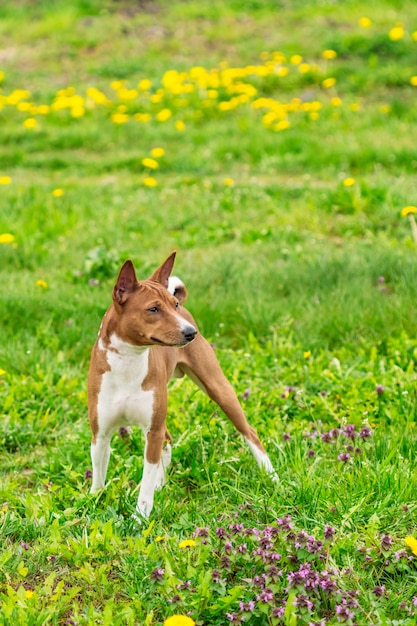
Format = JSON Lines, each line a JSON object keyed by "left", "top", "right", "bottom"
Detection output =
{"left": 183, "top": 325, "right": 197, "bottom": 343}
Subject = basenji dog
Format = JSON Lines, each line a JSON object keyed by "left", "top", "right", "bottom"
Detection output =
{"left": 88, "top": 252, "right": 276, "bottom": 519}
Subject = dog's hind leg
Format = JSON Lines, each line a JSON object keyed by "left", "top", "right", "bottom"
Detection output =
{"left": 181, "top": 337, "right": 278, "bottom": 480}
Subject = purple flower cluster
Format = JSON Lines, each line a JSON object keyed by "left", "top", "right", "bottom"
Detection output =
{"left": 208, "top": 515, "right": 360, "bottom": 623}
{"left": 147, "top": 507, "right": 414, "bottom": 624}
{"left": 301, "top": 422, "right": 373, "bottom": 464}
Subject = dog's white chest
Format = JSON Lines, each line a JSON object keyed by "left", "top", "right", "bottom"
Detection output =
{"left": 96, "top": 334, "right": 154, "bottom": 432}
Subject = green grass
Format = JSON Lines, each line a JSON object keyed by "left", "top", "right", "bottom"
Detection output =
{"left": 1, "top": 0, "right": 417, "bottom": 624}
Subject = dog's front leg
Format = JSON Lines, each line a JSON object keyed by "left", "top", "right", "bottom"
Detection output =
{"left": 90, "top": 435, "right": 112, "bottom": 492}
{"left": 136, "top": 428, "right": 166, "bottom": 519}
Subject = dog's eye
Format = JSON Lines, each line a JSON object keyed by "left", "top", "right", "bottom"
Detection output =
{"left": 148, "top": 306, "right": 159, "bottom": 313}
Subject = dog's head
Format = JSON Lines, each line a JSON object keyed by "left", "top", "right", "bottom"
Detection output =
{"left": 111, "top": 252, "right": 197, "bottom": 347}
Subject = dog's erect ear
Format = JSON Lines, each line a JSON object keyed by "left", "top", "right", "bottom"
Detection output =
{"left": 148, "top": 251, "right": 176, "bottom": 288}
{"left": 113, "top": 260, "right": 138, "bottom": 304}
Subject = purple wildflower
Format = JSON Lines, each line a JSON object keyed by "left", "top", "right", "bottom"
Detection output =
{"left": 239, "top": 600, "right": 255, "bottom": 612}
{"left": 229, "top": 523, "right": 244, "bottom": 535}
{"left": 20, "top": 541, "right": 29, "bottom": 550}
{"left": 324, "top": 524, "right": 336, "bottom": 540}
{"left": 272, "top": 607, "right": 285, "bottom": 618}
{"left": 319, "top": 572, "right": 337, "bottom": 594}
{"left": 211, "top": 569, "right": 222, "bottom": 583}
{"left": 335, "top": 604, "right": 355, "bottom": 622}
{"left": 277, "top": 515, "right": 293, "bottom": 530}
{"left": 194, "top": 525, "right": 209, "bottom": 537}
{"left": 307, "top": 449, "right": 316, "bottom": 458}
{"left": 381, "top": 534, "right": 393, "bottom": 551}
{"left": 84, "top": 469, "right": 92, "bottom": 480}
{"left": 177, "top": 580, "right": 191, "bottom": 590}
{"left": 257, "top": 588, "right": 274, "bottom": 603}
{"left": 168, "top": 595, "right": 181, "bottom": 603}
{"left": 376, "top": 384, "right": 385, "bottom": 395}
{"left": 359, "top": 425, "right": 372, "bottom": 438}
{"left": 283, "top": 432, "right": 291, "bottom": 441}
{"left": 216, "top": 527, "right": 228, "bottom": 539}
{"left": 150, "top": 567, "right": 164, "bottom": 581}
{"left": 294, "top": 594, "right": 313, "bottom": 610}
{"left": 413, "top": 596, "right": 417, "bottom": 607}
{"left": 338, "top": 452, "right": 350, "bottom": 463}
{"left": 241, "top": 388, "right": 251, "bottom": 401}
{"left": 118, "top": 426, "right": 131, "bottom": 437}
{"left": 343, "top": 424, "right": 356, "bottom": 440}
{"left": 373, "top": 585, "right": 385, "bottom": 597}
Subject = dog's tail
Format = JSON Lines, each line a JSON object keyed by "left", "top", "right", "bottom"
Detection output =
{"left": 168, "top": 276, "right": 188, "bottom": 304}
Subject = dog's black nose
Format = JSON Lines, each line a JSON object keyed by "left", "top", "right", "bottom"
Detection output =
{"left": 183, "top": 325, "right": 197, "bottom": 342}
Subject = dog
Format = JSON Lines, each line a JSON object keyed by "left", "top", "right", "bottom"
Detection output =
{"left": 88, "top": 252, "right": 276, "bottom": 519}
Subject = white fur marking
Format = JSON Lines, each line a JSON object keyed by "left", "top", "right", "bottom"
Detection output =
{"left": 245, "top": 438, "right": 279, "bottom": 482}
{"left": 96, "top": 333, "right": 154, "bottom": 436}
{"left": 167, "top": 275, "right": 184, "bottom": 295}
{"left": 136, "top": 459, "right": 159, "bottom": 518}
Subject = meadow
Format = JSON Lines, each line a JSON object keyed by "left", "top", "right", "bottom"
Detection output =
{"left": 1, "top": 0, "right": 417, "bottom": 623}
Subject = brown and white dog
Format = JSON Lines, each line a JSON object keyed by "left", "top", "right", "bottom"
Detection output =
{"left": 88, "top": 252, "right": 276, "bottom": 519}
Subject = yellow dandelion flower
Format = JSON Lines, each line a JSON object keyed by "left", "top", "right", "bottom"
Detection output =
{"left": 380, "top": 104, "right": 391, "bottom": 114}
{"left": 156, "top": 108, "right": 172, "bottom": 122}
{"left": 343, "top": 177, "right": 355, "bottom": 187}
{"left": 331, "top": 97, "right": 342, "bottom": 107}
{"left": 143, "top": 177, "right": 157, "bottom": 187}
{"left": 298, "top": 63, "right": 311, "bottom": 74}
{"left": 412, "top": 31, "right": 417, "bottom": 42}
{"left": 23, "top": 117, "right": 37, "bottom": 129}
{"left": 151, "top": 147, "right": 165, "bottom": 158}
{"left": 401, "top": 206, "right": 417, "bottom": 217}
{"left": 223, "top": 178, "right": 235, "bottom": 186}
{"left": 0, "top": 176, "right": 11, "bottom": 185}
{"left": 178, "top": 539, "right": 196, "bottom": 549}
{"left": 25, "top": 590, "right": 34, "bottom": 599}
{"left": 359, "top": 17, "right": 372, "bottom": 28}
{"left": 52, "top": 188, "right": 64, "bottom": 197}
{"left": 155, "top": 536, "right": 165, "bottom": 542}
{"left": 36, "top": 279, "right": 48, "bottom": 288}
{"left": 0, "top": 369, "right": 6, "bottom": 376}
{"left": 275, "top": 120, "right": 290, "bottom": 131}
{"left": 322, "top": 77, "right": 336, "bottom": 89}
{"left": 410, "top": 76, "right": 417, "bottom": 87}
{"left": 389, "top": 24, "right": 404, "bottom": 41}
{"left": 163, "top": 616, "right": 195, "bottom": 626}
{"left": 309, "top": 111, "right": 319, "bottom": 121}
{"left": 71, "top": 105, "right": 85, "bottom": 118}
{"left": 175, "top": 120, "right": 186, "bottom": 131}
{"left": 290, "top": 54, "right": 303, "bottom": 65}
{"left": 110, "top": 80, "right": 124, "bottom": 91}
{"left": 0, "top": 233, "right": 15, "bottom": 244}
{"left": 405, "top": 535, "right": 417, "bottom": 556}
{"left": 111, "top": 112, "right": 129, "bottom": 124}
{"left": 303, "top": 351, "right": 311, "bottom": 359}
{"left": 350, "top": 103, "right": 360, "bottom": 111}
{"left": 2, "top": 502, "right": 8, "bottom": 511}
{"left": 142, "top": 158, "right": 158, "bottom": 169}
{"left": 322, "top": 49, "right": 337, "bottom": 60}
{"left": 138, "top": 79, "right": 152, "bottom": 90}
{"left": 0, "top": 71, "right": 4, "bottom": 82}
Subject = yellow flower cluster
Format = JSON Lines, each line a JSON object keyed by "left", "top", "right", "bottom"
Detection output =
{"left": 0, "top": 46, "right": 342, "bottom": 135}
{"left": 0, "top": 17, "right": 413, "bottom": 150}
